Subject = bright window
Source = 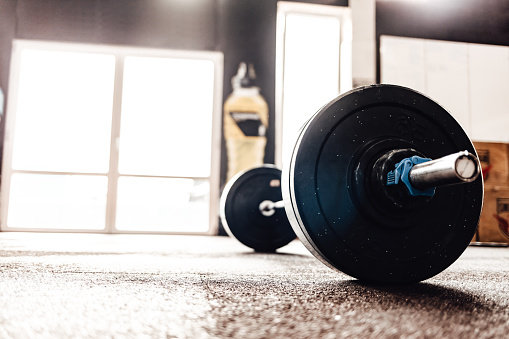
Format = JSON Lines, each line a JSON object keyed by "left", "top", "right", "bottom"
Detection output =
{"left": 118, "top": 56, "right": 214, "bottom": 177}
{"left": 115, "top": 177, "right": 209, "bottom": 232}
{"left": 276, "top": 2, "right": 352, "bottom": 166}
{"left": 8, "top": 173, "right": 108, "bottom": 230}
{"left": 12, "top": 49, "right": 115, "bottom": 173}
{"left": 2, "top": 40, "right": 223, "bottom": 234}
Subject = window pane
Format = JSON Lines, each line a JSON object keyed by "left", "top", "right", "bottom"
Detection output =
{"left": 7, "top": 173, "right": 107, "bottom": 229}
{"left": 282, "top": 14, "right": 340, "bottom": 162}
{"left": 12, "top": 49, "right": 115, "bottom": 173}
{"left": 115, "top": 177, "right": 210, "bottom": 232}
{"left": 118, "top": 56, "right": 215, "bottom": 177}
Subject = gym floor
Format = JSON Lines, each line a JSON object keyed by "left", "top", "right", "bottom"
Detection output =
{"left": 0, "top": 232, "right": 508, "bottom": 338}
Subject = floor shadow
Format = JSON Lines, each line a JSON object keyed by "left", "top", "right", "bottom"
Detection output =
{"left": 237, "top": 250, "right": 311, "bottom": 258}
{"left": 330, "top": 279, "right": 495, "bottom": 313}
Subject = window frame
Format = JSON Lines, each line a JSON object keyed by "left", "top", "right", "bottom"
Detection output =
{"left": 1, "top": 39, "right": 223, "bottom": 235}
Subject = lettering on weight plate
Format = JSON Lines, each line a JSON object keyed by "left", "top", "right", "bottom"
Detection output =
{"left": 349, "top": 230, "right": 383, "bottom": 256}
{"left": 349, "top": 229, "right": 410, "bottom": 261}
{"left": 394, "top": 114, "right": 428, "bottom": 142}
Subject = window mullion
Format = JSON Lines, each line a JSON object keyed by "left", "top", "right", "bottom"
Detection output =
{"left": 105, "top": 55, "right": 125, "bottom": 233}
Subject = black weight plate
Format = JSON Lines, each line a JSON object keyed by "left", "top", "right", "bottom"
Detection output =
{"left": 282, "top": 84, "right": 483, "bottom": 284}
{"left": 221, "top": 165, "right": 296, "bottom": 252}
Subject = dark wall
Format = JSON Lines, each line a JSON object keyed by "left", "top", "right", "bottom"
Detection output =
{"left": 0, "top": 0, "right": 16, "bottom": 98}
{"left": 0, "top": 0, "right": 348, "bottom": 171}
{"left": 217, "top": 0, "right": 346, "bottom": 178}
{"left": 217, "top": 0, "right": 277, "bottom": 188}
{"left": 0, "top": 0, "right": 347, "bottom": 233}
{"left": 0, "top": 0, "right": 271, "bottom": 189}
{"left": 0, "top": 0, "right": 221, "bottom": 185}
{"left": 17, "top": 1, "right": 218, "bottom": 49}
{"left": 0, "top": 0, "right": 219, "bottom": 90}
{"left": 376, "top": 0, "right": 509, "bottom": 82}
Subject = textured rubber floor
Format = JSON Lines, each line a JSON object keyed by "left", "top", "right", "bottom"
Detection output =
{"left": 0, "top": 233, "right": 508, "bottom": 338}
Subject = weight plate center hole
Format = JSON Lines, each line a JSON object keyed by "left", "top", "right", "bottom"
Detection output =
{"left": 259, "top": 200, "right": 276, "bottom": 217}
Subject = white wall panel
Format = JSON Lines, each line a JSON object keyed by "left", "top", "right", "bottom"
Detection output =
{"left": 469, "top": 44, "right": 509, "bottom": 142}
{"left": 381, "top": 36, "right": 426, "bottom": 94}
{"left": 381, "top": 35, "right": 509, "bottom": 143}
{"left": 425, "top": 40, "right": 470, "bottom": 134}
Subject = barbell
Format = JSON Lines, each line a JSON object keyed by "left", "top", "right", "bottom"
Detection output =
{"left": 220, "top": 84, "right": 484, "bottom": 284}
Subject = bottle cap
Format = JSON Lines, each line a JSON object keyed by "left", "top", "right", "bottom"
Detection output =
{"left": 232, "top": 62, "right": 258, "bottom": 89}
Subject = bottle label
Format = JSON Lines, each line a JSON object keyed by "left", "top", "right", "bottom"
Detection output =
{"left": 229, "top": 112, "right": 266, "bottom": 137}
